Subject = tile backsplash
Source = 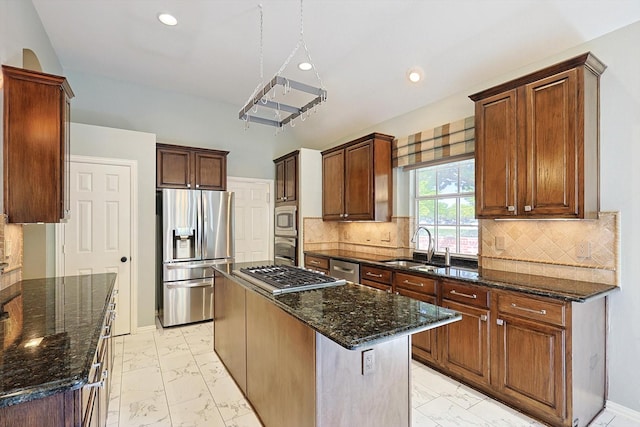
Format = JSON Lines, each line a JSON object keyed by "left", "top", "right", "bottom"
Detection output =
{"left": 480, "top": 212, "right": 619, "bottom": 285}
{"left": 303, "top": 212, "right": 619, "bottom": 286}
{"left": 0, "top": 215, "right": 23, "bottom": 290}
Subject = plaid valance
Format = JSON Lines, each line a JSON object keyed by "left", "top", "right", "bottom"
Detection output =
{"left": 392, "top": 116, "right": 475, "bottom": 168}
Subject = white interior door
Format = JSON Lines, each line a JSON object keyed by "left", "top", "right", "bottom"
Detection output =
{"left": 227, "top": 177, "right": 272, "bottom": 263}
{"left": 63, "top": 158, "right": 132, "bottom": 336}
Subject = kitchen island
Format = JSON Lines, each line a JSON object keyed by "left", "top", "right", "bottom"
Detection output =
{"left": 213, "top": 261, "right": 461, "bottom": 427}
{"left": 0, "top": 273, "right": 117, "bottom": 427}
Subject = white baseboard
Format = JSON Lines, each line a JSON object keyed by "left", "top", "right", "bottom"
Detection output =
{"left": 606, "top": 400, "right": 640, "bottom": 423}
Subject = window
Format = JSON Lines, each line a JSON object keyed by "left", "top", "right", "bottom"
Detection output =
{"left": 414, "top": 158, "right": 478, "bottom": 256}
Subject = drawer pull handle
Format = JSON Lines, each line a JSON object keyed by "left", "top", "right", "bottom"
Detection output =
{"left": 403, "top": 279, "right": 423, "bottom": 287}
{"left": 450, "top": 289, "right": 477, "bottom": 299}
{"left": 366, "top": 272, "right": 383, "bottom": 278}
{"left": 511, "top": 303, "right": 546, "bottom": 315}
{"left": 310, "top": 260, "right": 320, "bottom": 265}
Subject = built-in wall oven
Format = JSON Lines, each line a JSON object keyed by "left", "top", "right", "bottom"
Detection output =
{"left": 275, "top": 205, "right": 298, "bottom": 265}
{"left": 274, "top": 236, "right": 296, "bottom": 266}
{"left": 275, "top": 205, "right": 297, "bottom": 237}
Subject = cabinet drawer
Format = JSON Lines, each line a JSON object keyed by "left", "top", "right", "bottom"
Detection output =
{"left": 361, "top": 279, "right": 391, "bottom": 292}
{"left": 304, "top": 255, "right": 329, "bottom": 270}
{"left": 497, "top": 293, "right": 566, "bottom": 327}
{"left": 361, "top": 265, "right": 392, "bottom": 284}
{"left": 394, "top": 272, "right": 437, "bottom": 296}
{"left": 442, "top": 280, "right": 489, "bottom": 308}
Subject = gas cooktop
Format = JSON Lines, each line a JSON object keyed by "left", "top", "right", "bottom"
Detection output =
{"left": 234, "top": 265, "right": 346, "bottom": 295}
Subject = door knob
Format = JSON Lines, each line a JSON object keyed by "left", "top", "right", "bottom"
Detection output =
{"left": 120, "top": 257, "right": 128, "bottom": 263}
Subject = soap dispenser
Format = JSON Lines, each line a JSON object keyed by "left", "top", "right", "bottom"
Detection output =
{"left": 444, "top": 247, "right": 451, "bottom": 267}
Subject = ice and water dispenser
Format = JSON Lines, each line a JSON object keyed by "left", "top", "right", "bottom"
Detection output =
{"left": 172, "top": 227, "right": 196, "bottom": 260}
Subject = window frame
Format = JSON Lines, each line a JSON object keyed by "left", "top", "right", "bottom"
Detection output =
{"left": 411, "top": 158, "right": 478, "bottom": 258}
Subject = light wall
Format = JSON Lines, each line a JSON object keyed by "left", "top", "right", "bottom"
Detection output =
{"left": 70, "top": 123, "right": 157, "bottom": 328}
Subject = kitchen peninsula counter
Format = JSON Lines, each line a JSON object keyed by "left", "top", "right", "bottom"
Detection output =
{"left": 212, "top": 261, "right": 460, "bottom": 427}
{"left": 305, "top": 249, "right": 618, "bottom": 302}
{"left": 0, "top": 273, "right": 116, "bottom": 421}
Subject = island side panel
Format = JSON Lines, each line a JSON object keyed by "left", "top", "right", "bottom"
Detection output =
{"left": 246, "top": 291, "right": 316, "bottom": 427}
{"left": 316, "top": 333, "right": 411, "bottom": 427}
{"left": 213, "top": 274, "right": 247, "bottom": 393}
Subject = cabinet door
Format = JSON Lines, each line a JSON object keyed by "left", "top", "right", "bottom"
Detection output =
{"left": 397, "top": 288, "right": 437, "bottom": 364}
{"left": 495, "top": 314, "right": 566, "bottom": 423}
{"left": 475, "top": 89, "right": 518, "bottom": 218}
{"left": 284, "top": 155, "right": 297, "bottom": 202}
{"left": 344, "top": 140, "right": 374, "bottom": 220}
{"left": 523, "top": 69, "right": 578, "bottom": 217}
{"left": 441, "top": 300, "right": 490, "bottom": 386}
{"left": 3, "top": 70, "right": 65, "bottom": 223}
{"left": 157, "top": 146, "right": 192, "bottom": 188}
{"left": 275, "top": 160, "right": 286, "bottom": 202}
{"left": 322, "top": 150, "right": 345, "bottom": 220}
{"left": 194, "top": 151, "right": 226, "bottom": 190}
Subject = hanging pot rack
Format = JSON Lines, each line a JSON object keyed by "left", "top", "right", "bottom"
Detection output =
{"left": 239, "top": 1, "right": 327, "bottom": 130}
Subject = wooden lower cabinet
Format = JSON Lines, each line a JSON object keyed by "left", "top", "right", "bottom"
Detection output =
{"left": 304, "top": 254, "right": 329, "bottom": 275}
{"left": 394, "top": 273, "right": 438, "bottom": 364}
{"left": 407, "top": 277, "right": 605, "bottom": 427}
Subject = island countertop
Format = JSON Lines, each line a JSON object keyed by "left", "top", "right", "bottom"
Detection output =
{"left": 0, "top": 273, "right": 116, "bottom": 408}
{"left": 215, "top": 261, "right": 461, "bottom": 350}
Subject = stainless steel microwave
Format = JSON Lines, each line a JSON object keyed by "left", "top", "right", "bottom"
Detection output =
{"left": 275, "top": 205, "right": 297, "bottom": 237}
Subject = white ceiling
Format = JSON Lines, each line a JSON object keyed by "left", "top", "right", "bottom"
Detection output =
{"left": 32, "top": 0, "right": 640, "bottom": 147}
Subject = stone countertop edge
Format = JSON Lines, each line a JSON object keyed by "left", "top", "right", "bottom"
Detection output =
{"left": 0, "top": 273, "right": 117, "bottom": 409}
{"left": 304, "top": 250, "right": 619, "bottom": 303}
{"left": 214, "top": 265, "right": 461, "bottom": 351}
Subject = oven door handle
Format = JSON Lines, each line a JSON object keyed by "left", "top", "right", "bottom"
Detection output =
{"left": 275, "top": 255, "right": 295, "bottom": 263}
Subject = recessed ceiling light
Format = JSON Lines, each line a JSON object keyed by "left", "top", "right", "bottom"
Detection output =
{"left": 158, "top": 13, "right": 178, "bottom": 26}
{"left": 407, "top": 66, "right": 424, "bottom": 83}
{"left": 298, "top": 62, "right": 313, "bottom": 71}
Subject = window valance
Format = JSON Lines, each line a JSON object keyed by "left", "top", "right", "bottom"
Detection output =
{"left": 392, "top": 116, "right": 475, "bottom": 168}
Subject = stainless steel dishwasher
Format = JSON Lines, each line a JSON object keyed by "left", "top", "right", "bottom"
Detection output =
{"left": 329, "top": 259, "right": 360, "bottom": 283}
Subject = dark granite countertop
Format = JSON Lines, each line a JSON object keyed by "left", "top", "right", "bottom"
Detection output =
{"left": 215, "top": 262, "right": 461, "bottom": 350}
{"left": 0, "top": 273, "right": 116, "bottom": 408}
{"left": 305, "top": 249, "right": 619, "bottom": 302}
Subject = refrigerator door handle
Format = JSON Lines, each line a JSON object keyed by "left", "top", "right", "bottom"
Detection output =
{"left": 165, "top": 263, "right": 216, "bottom": 270}
{"left": 166, "top": 280, "right": 213, "bottom": 289}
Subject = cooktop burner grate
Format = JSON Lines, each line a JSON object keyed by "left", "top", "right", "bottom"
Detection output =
{"left": 235, "top": 265, "right": 346, "bottom": 294}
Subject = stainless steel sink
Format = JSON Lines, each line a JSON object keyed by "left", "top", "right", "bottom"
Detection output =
{"left": 382, "top": 259, "right": 424, "bottom": 268}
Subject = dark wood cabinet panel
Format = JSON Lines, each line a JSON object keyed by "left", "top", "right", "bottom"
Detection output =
{"left": 322, "top": 149, "right": 345, "bottom": 220}
{"left": 322, "top": 133, "right": 393, "bottom": 221}
{"left": 470, "top": 52, "right": 605, "bottom": 219}
{"left": 156, "top": 143, "right": 228, "bottom": 190}
{"left": 214, "top": 273, "right": 248, "bottom": 393}
{"left": 495, "top": 313, "right": 566, "bottom": 424}
{"left": 2, "top": 65, "right": 74, "bottom": 223}
{"left": 274, "top": 151, "right": 298, "bottom": 204}
{"left": 441, "top": 299, "right": 490, "bottom": 386}
{"left": 195, "top": 151, "right": 226, "bottom": 190}
{"left": 397, "top": 288, "right": 437, "bottom": 363}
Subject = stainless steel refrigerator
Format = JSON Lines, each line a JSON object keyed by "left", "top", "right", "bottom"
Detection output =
{"left": 157, "top": 189, "right": 234, "bottom": 327}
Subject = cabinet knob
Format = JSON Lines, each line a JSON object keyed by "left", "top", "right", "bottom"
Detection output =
{"left": 496, "top": 319, "right": 504, "bottom": 326}
{"left": 344, "top": 213, "right": 349, "bottom": 218}
{"left": 120, "top": 256, "right": 128, "bottom": 263}
{"left": 507, "top": 206, "right": 516, "bottom": 212}
{"left": 187, "top": 183, "right": 191, "bottom": 188}
{"left": 339, "top": 214, "right": 344, "bottom": 218}
{"left": 283, "top": 196, "right": 287, "bottom": 201}
{"left": 196, "top": 184, "right": 200, "bottom": 188}
{"left": 524, "top": 205, "right": 532, "bottom": 212}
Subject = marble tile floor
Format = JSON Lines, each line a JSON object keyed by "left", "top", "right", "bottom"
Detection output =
{"left": 107, "top": 322, "right": 635, "bottom": 427}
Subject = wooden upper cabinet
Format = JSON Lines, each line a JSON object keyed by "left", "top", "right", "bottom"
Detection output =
{"left": 156, "top": 143, "right": 228, "bottom": 190}
{"left": 274, "top": 151, "right": 298, "bottom": 204}
{"left": 321, "top": 133, "right": 393, "bottom": 221}
{"left": 2, "top": 65, "right": 74, "bottom": 223}
{"left": 470, "top": 52, "right": 606, "bottom": 219}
